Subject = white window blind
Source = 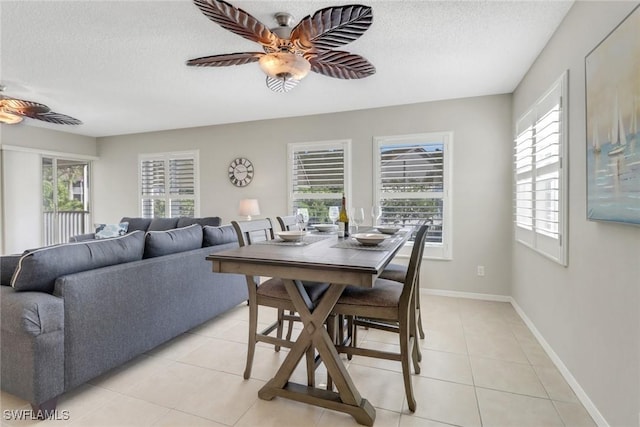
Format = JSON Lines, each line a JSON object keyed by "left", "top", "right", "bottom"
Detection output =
{"left": 139, "top": 151, "right": 199, "bottom": 218}
{"left": 514, "top": 71, "right": 567, "bottom": 265}
{"left": 288, "top": 140, "right": 350, "bottom": 223}
{"left": 374, "top": 132, "right": 452, "bottom": 259}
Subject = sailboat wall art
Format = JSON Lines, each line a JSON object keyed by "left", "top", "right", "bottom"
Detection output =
{"left": 585, "top": 4, "right": 640, "bottom": 226}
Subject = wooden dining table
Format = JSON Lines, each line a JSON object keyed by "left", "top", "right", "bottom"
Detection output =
{"left": 206, "top": 230, "right": 411, "bottom": 426}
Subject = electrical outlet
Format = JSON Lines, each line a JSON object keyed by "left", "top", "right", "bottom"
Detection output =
{"left": 477, "top": 265, "right": 485, "bottom": 276}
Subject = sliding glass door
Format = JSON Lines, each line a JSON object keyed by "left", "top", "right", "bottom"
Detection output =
{"left": 42, "top": 157, "right": 91, "bottom": 245}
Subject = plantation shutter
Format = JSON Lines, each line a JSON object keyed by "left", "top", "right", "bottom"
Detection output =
{"left": 292, "top": 145, "right": 345, "bottom": 198}
{"left": 139, "top": 152, "right": 198, "bottom": 218}
{"left": 168, "top": 157, "right": 196, "bottom": 217}
{"left": 288, "top": 141, "right": 350, "bottom": 224}
{"left": 379, "top": 142, "right": 444, "bottom": 219}
{"left": 141, "top": 159, "right": 166, "bottom": 218}
{"left": 514, "top": 72, "right": 567, "bottom": 265}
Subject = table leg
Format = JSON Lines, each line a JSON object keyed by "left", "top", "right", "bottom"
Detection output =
{"left": 258, "top": 280, "right": 376, "bottom": 426}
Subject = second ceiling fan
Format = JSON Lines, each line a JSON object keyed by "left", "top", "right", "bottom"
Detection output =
{"left": 186, "top": 0, "right": 376, "bottom": 92}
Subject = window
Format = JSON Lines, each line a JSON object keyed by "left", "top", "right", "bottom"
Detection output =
{"left": 373, "top": 132, "right": 452, "bottom": 259}
{"left": 42, "top": 157, "right": 92, "bottom": 246}
{"left": 514, "top": 71, "right": 568, "bottom": 265}
{"left": 139, "top": 151, "right": 199, "bottom": 218}
{"left": 288, "top": 140, "right": 351, "bottom": 223}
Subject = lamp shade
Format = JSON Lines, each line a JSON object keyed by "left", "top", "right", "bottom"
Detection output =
{"left": 258, "top": 52, "right": 311, "bottom": 81}
{"left": 238, "top": 199, "right": 260, "bottom": 220}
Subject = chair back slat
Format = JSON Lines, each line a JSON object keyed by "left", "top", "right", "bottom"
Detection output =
{"left": 232, "top": 219, "right": 275, "bottom": 247}
{"left": 276, "top": 215, "right": 299, "bottom": 231}
{"left": 399, "top": 224, "right": 429, "bottom": 305}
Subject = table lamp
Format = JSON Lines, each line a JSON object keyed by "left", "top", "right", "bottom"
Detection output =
{"left": 238, "top": 199, "right": 260, "bottom": 221}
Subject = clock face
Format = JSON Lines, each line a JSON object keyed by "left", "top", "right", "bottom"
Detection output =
{"left": 228, "top": 157, "right": 254, "bottom": 187}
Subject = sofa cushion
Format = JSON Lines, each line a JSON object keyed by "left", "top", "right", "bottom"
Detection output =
{"left": 177, "top": 217, "right": 222, "bottom": 228}
{"left": 95, "top": 222, "right": 129, "bottom": 239}
{"left": 144, "top": 224, "right": 203, "bottom": 259}
{"left": 147, "top": 218, "right": 180, "bottom": 231}
{"left": 203, "top": 225, "right": 238, "bottom": 247}
{"left": 1, "top": 255, "right": 21, "bottom": 286}
{"left": 120, "top": 217, "right": 152, "bottom": 232}
{"left": 10, "top": 231, "right": 145, "bottom": 293}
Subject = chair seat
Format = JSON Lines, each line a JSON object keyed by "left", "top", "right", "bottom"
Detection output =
{"left": 258, "top": 278, "right": 329, "bottom": 306}
{"left": 379, "top": 263, "right": 407, "bottom": 283}
{"left": 336, "top": 279, "right": 402, "bottom": 308}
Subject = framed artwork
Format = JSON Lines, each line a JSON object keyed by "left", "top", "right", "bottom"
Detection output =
{"left": 585, "top": 4, "right": 640, "bottom": 225}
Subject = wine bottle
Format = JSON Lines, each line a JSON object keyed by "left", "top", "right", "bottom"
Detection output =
{"left": 339, "top": 193, "right": 350, "bottom": 237}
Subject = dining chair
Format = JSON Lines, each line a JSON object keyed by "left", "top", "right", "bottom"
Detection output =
{"left": 330, "top": 224, "right": 429, "bottom": 411}
{"left": 231, "top": 218, "right": 329, "bottom": 382}
{"left": 378, "top": 223, "right": 428, "bottom": 340}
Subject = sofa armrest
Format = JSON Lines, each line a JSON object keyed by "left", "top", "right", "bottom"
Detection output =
{"left": 1, "top": 287, "right": 64, "bottom": 336}
{"left": 69, "top": 233, "right": 96, "bottom": 242}
{"left": 0, "top": 287, "right": 64, "bottom": 407}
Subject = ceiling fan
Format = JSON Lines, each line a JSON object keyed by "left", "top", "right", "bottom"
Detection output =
{"left": 186, "top": 0, "right": 376, "bottom": 93}
{"left": 0, "top": 86, "right": 82, "bottom": 125}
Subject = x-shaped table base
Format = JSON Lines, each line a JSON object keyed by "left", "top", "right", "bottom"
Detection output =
{"left": 257, "top": 279, "right": 376, "bottom": 426}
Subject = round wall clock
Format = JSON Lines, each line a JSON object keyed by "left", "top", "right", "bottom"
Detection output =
{"left": 228, "top": 157, "right": 254, "bottom": 187}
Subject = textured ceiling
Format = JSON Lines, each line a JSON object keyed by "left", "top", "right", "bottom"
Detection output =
{"left": 0, "top": 0, "right": 573, "bottom": 138}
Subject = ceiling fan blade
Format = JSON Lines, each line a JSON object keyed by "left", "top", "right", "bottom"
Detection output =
{"left": 193, "top": 0, "right": 278, "bottom": 48}
{"left": 290, "top": 5, "right": 373, "bottom": 51}
{"left": 29, "top": 111, "right": 82, "bottom": 125}
{"left": 0, "top": 95, "right": 50, "bottom": 114}
{"left": 187, "top": 52, "right": 264, "bottom": 67}
{"left": 265, "top": 76, "right": 299, "bottom": 93}
{"left": 309, "top": 51, "right": 376, "bottom": 79}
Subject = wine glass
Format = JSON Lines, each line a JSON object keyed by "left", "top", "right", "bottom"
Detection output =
{"left": 296, "top": 208, "right": 309, "bottom": 231}
{"left": 328, "top": 206, "right": 339, "bottom": 225}
{"left": 351, "top": 207, "right": 365, "bottom": 234}
{"left": 371, "top": 205, "right": 382, "bottom": 226}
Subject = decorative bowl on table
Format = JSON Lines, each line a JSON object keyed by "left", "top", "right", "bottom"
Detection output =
{"left": 312, "top": 224, "right": 338, "bottom": 232}
{"left": 352, "top": 233, "right": 389, "bottom": 246}
{"left": 276, "top": 231, "right": 307, "bottom": 242}
{"left": 374, "top": 226, "right": 401, "bottom": 235}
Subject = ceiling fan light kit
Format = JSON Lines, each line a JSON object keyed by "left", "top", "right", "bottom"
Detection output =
{"left": 187, "top": 0, "right": 375, "bottom": 92}
{"left": 258, "top": 52, "right": 311, "bottom": 81}
{"left": 0, "top": 86, "right": 82, "bottom": 126}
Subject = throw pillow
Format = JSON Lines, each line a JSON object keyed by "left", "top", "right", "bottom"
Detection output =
{"left": 147, "top": 218, "right": 179, "bottom": 231}
{"left": 177, "top": 217, "right": 222, "bottom": 228}
{"left": 11, "top": 231, "right": 145, "bottom": 293}
{"left": 1, "top": 255, "right": 21, "bottom": 286}
{"left": 120, "top": 217, "right": 152, "bottom": 232}
{"left": 203, "top": 225, "right": 238, "bottom": 247}
{"left": 95, "top": 222, "right": 129, "bottom": 239}
{"left": 143, "top": 224, "right": 203, "bottom": 259}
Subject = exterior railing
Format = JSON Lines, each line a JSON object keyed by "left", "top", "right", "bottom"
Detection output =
{"left": 43, "top": 211, "right": 90, "bottom": 246}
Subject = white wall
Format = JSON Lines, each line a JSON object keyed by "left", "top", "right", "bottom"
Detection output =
{"left": 95, "top": 94, "right": 513, "bottom": 296}
{"left": 0, "top": 124, "right": 97, "bottom": 254}
{"left": 512, "top": 2, "right": 640, "bottom": 426}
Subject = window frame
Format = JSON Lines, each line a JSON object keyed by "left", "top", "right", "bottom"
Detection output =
{"left": 287, "top": 140, "right": 352, "bottom": 220}
{"left": 138, "top": 150, "right": 200, "bottom": 218}
{"left": 514, "top": 71, "right": 568, "bottom": 266}
{"left": 373, "top": 132, "right": 453, "bottom": 260}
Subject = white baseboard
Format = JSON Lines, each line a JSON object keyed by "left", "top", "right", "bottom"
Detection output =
{"left": 509, "top": 298, "right": 609, "bottom": 427}
{"left": 421, "top": 287, "right": 608, "bottom": 427}
{"left": 422, "top": 287, "right": 511, "bottom": 302}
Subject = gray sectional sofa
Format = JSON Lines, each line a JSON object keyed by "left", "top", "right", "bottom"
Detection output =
{"left": 69, "top": 216, "right": 222, "bottom": 241}
{"left": 0, "top": 223, "right": 247, "bottom": 415}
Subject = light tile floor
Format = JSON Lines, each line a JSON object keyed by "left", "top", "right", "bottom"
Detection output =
{"left": 1, "top": 295, "right": 597, "bottom": 427}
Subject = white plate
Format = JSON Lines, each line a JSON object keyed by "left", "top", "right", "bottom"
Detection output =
{"left": 375, "top": 226, "right": 401, "bottom": 235}
{"left": 313, "top": 224, "right": 338, "bottom": 232}
{"left": 352, "top": 233, "right": 389, "bottom": 246}
{"left": 276, "top": 231, "right": 307, "bottom": 242}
